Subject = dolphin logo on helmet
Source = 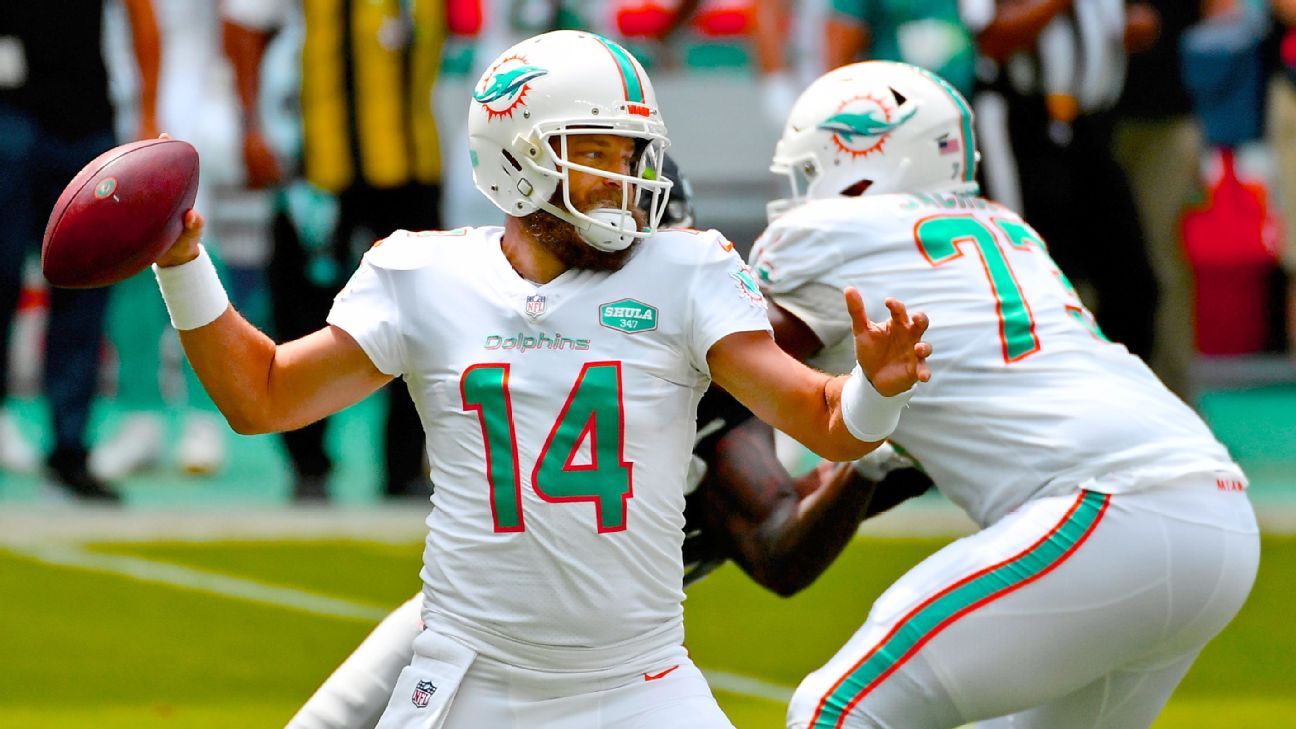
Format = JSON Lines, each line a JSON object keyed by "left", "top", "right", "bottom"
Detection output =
{"left": 767, "top": 61, "right": 979, "bottom": 221}
{"left": 818, "top": 107, "right": 917, "bottom": 144}
{"left": 473, "top": 65, "right": 549, "bottom": 106}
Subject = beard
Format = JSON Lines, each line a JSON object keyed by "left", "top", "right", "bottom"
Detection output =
{"left": 521, "top": 189, "right": 647, "bottom": 272}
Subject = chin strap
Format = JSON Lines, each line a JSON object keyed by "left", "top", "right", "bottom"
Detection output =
{"left": 533, "top": 198, "right": 643, "bottom": 252}
{"left": 579, "top": 208, "right": 640, "bottom": 251}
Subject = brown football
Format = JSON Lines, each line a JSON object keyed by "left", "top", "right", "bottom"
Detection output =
{"left": 41, "top": 138, "right": 199, "bottom": 288}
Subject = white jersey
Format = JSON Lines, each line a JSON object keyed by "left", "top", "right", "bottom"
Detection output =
{"left": 329, "top": 226, "right": 770, "bottom": 670}
{"left": 751, "top": 194, "right": 1243, "bottom": 527}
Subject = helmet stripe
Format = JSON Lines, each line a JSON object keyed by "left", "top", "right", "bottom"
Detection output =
{"left": 592, "top": 35, "right": 645, "bottom": 104}
{"left": 917, "top": 68, "right": 976, "bottom": 182}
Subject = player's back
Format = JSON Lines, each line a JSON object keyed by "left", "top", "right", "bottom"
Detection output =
{"left": 751, "top": 193, "right": 1242, "bottom": 526}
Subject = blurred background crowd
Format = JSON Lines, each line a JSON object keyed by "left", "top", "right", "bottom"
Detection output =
{"left": 2, "top": 0, "right": 1294, "bottom": 505}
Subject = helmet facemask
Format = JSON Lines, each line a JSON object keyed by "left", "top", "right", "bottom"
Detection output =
{"left": 767, "top": 154, "right": 818, "bottom": 222}
{"left": 526, "top": 123, "right": 673, "bottom": 252}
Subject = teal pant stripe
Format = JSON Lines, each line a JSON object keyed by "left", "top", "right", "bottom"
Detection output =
{"left": 811, "top": 491, "right": 1109, "bottom": 729}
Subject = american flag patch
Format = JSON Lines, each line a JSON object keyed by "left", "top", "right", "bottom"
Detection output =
{"left": 938, "top": 134, "right": 961, "bottom": 156}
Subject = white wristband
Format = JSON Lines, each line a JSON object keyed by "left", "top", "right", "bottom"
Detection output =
{"left": 840, "top": 364, "right": 914, "bottom": 442}
{"left": 152, "top": 245, "right": 230, "bottom": 331}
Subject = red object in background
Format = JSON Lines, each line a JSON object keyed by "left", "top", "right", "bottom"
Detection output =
{"left": 615, "top": 1, "right": 676, "bottom": 38}
{"left": 447, "top": 0, "right": 482, "bottom": 36}
{"left": 1281, "top": 27, "right": 1296, "bottom": 69}
{"left": 613, "top": 0, "right": 755, "bottom": 39}
{"left": 17, "top": 283, "right": 49, "bottom": 311}
{"left": 1181, "top": 148, "right": 1283, "bottom": 355}
{"left": 691, "top": 0, "right": 754, "bottom": 37}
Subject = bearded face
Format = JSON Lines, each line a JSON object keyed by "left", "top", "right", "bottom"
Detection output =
{"left": 521, "top": 186, "right": 648, "bottom": 272}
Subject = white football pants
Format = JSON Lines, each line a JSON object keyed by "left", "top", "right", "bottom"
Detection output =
{"left": 288, "top": 595, "right": 423, "bottom": 729}
{"left": 788, "top": 472, "right": 1259, "bottom": 729}
{"left": 289, "top": 595, "right": 733, "bottom": 729}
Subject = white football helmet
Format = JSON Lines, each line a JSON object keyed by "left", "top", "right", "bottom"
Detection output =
{"left": 468, "top": 31, "right": 673, "bottom": 252}
{"left": 768, "top": 61, "right": 980, "bottom": 221}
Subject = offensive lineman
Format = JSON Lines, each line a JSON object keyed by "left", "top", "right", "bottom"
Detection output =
{"left": 149, "top": 32, "right": 931, "bottom": 728}
{"left": 751, "top": 61, "right": 1259, "bottom": 729}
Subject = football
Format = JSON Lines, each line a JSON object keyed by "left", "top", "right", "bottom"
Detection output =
{"left": 41, "top": 138, "right": 200, "bottom": 288}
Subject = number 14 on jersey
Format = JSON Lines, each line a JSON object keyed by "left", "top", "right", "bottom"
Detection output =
{"left": 461, "top": 362, "right": 633, "bottom": 534}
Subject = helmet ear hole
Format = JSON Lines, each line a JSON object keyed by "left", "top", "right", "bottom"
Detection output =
{"left": 501, "top": 150, "right": 523, "bottom": 172}
{"left": 840, "top": 180, "right": 873, "bottom": 197}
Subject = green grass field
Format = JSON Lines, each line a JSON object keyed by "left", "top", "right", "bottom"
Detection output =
{"left": 2, "top": 533, "right": 1293, "bottom": 728}
{"left": 2, "top": 377, "right": 1293, "bottom": 727}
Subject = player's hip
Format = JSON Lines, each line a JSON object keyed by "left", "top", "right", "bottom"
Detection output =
{"left": 966, "top": 460, "right": 1254, "bottom": 528}
{"left": 420, "top": 605, "right": 687, "bottom": 680}
{"left": 789, "top": 485, "right": 1258, "bottom": 727}
{"left": 446, "top": 649, "right": 732, "bottom": 729}
{"left": 378, "top": 630, "right": 731, "bottom": 729}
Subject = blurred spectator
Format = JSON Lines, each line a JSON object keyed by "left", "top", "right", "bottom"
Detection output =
{"left": 1271, "top": 0, "right": 1296, "bottom": 352}
{"left": 653, "top": 0, "right": 830, "bottom": 126}
{"left": 441, "top": 0, "right": 562, "bottom": 230}
{"left": 975, "top": 0, "right": 1161, "bottom": 362}
{"left": 1112, "top": 0, "right": 1206, "bottom": 397}
{"left": 93, "top": 0, "right": 257, "bottom": 482}
{"left": 823, "top": 0, "right": 986, "bottom": 98}
{"left": 223, "top": 0, "right": 446, "bottom": 501}
{"left": 0, "top": 0, "right": 160, "bottom": 500}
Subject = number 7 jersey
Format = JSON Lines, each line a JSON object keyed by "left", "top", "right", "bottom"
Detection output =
{"left": 328, "top": 225, "right": 770, "bottom": 670}
{"left": 751, "top": 194, "right": 1244, "bottom": 528}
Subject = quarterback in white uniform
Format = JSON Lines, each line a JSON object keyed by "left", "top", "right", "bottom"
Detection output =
{"left": 753, "top": 62, "right": 1260, "bottom": 729}
{"left": 149, "top": 33, "right": 931, "bottom": 728}
{"left": 283, "top": 162, "right": 937, "bottom": 729}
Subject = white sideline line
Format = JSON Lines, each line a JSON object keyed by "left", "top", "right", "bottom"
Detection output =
{"left": 6, "top": 543, "right": 390, "bottom": 623}
{"left": 704, "top": 669, "right": 794, "bottom": 703}
{"left": 6, "top": 498, "right": 1296, "bottom": 543}
{"left": 0, "top": 506, "right": 432, "bottom": 546}
{"left": 0, "top": 502, "right": 979, "bottom": 545}
{"left": 4, "top": 542, "right": 801, "bottom": 708}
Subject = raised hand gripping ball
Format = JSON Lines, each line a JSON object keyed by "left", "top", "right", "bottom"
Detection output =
{"left": 42, "top": 138, "right": 199, "bottom": 288}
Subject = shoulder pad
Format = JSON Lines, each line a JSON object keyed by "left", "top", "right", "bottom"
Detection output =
{"left": 647, "top": 227, "right": 739, "bottom": 264}
{"left": 753, "top": 196, "right": 916, "bottom": 293}
{"left": 362, "top": 228, "right": 475, "bottom": 271}
{"left": 750, "top": 223, "right": 842, "bottom": 294}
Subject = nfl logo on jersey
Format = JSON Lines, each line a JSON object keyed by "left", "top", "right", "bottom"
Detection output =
{"left": 411, "top": 679, "right": 437, "bottom": 708}
{"left": 526, "top": 294, "right": 546, "bottom": 318}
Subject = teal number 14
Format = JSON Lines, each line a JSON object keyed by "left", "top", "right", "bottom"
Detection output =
{"left": 461, "top": 362, "right": 633, "bottom": 533}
